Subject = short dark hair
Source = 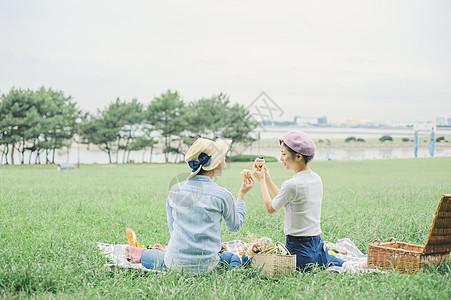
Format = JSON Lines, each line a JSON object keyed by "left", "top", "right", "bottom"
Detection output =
{"left": 279, "top": 140, "right": 314, "bottom": 164}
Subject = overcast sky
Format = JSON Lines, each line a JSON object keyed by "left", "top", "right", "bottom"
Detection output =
{"left": 1, "top": 0, "right": 450, "bottom": 123}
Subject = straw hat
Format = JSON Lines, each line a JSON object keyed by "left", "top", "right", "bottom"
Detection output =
{"left": 185, "top": 138, "right": 231, "bottom": 179}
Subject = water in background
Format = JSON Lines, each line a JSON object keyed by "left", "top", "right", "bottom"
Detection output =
{"left": 257, "top": 126, "right": 450, "bottom": 140}
{"left": 3, "top": 126, "right": 451, "bottom": 165}
{"left": 247, "top": 126, "right": 451, "bottom": 161}
{"left": 248, "top": 141, "right": 451, "bottom": 162}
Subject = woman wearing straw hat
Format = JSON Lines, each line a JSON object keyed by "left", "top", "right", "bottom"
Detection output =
{"left": 252, "top": 130, "right": 345, "bottom": 272}
{"left": 141, "top": 138, "right": 254, "bottom": 274}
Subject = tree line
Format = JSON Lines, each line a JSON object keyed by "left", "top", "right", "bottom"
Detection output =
{"left": 0, "top": 87, "right": 257, "bottom": 165}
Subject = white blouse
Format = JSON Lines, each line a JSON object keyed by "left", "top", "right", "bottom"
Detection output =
{"left": 271, "top": 170, "right": 323, "bottom": 237}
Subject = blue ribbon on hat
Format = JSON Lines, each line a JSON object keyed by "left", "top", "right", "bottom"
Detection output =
{"left": 188, "top": 152, "right": 211, "bottom": 173}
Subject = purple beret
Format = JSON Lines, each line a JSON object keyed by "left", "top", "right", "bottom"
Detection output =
{"left": 282, "top": 131, "right": 316, "bottom": 156}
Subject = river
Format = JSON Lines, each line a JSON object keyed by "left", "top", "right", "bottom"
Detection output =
{"left": 2, "top": 126, "right": 451, "bottom": 165}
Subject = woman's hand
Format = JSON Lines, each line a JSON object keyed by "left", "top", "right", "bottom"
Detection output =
{"left": 238, "top": 176, "right": 254, "bottom": 200}
{"left": 261, "top": 165, "right": 272, "bottom": 184}
{"left": 219, "top": 243, "right": 227, "bottom": 253}
{"left": 253, "top": 165, "right": 277, "bottom": 214}
{"left": 240, "top": 176, "right": 255, "bottom": 194}
{"left": 254, "top": 164, "right": 279, "bottom": 197}
{"left": 252, "top": 164, "right": 265, "bottom": 182}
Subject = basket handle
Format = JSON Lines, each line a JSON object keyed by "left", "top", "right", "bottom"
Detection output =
{"left": 276, "top": 241, "right": 291, "bottom": 255}
{"left": 387, "top": 237, "right": 397, "bottom": 243}
{"left": 259, "top": 246, "right": 276, "bottom": 254}
{"left": 258, "top": 242, "right": 291, "bottom": 255}
{"left": 371, "top": 238, "right": 381, "bottom": 244}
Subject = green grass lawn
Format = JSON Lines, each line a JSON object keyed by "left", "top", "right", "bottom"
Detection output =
{"left": 1, "top": 158, "right": 450, "bottom": 299}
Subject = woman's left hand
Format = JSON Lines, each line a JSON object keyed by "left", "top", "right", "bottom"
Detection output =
{"left": 238, "top": 176, "right": 254, "bottom": 200}
{"left": 252, "top": 165, "right": 265, "bottom": 182}
{"left": 240, "top": 176, "right": 255, "bottom": 193}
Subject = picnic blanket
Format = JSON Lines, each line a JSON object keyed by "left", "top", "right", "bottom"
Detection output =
{"left": 97, "top": 238, "right": 379, "bottom": 274}
{"left": 97, "top": 243, "right": 157, "bottom": 272}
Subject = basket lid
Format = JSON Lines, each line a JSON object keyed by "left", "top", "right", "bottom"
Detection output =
{"left": 423, "top": 194, "right": 451, "bottom": 254}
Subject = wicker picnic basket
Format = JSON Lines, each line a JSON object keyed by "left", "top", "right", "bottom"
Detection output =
{"left": 367, "top": 194, "right": 451, "bottom": 274}
{"left": 251, "top": 242, "right": 296, "bottom": 278}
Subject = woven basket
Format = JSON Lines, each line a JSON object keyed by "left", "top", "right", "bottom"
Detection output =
{"left": 251, "top": 242, "right": 296, "bottom": 278}
{"left": 367, "top": 194, "right": 451, "bottom": 274}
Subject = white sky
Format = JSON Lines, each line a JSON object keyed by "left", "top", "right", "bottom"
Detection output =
{"left": 1, "top": 0, "right": 450, "bottom": 123}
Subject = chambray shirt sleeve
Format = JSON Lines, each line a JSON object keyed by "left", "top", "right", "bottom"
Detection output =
{"left": 271, "top": 180, "right": 294, "bottom": 211}
{"left": 166, "top": 196, "right": 174, "bottom": 235}
{"left": 222, "top": 190, "right": 246, "bottom": 232}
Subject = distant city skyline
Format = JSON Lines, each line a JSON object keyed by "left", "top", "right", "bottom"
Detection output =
{"left": 1, "top": 1, "right": 450, "bottom": 123}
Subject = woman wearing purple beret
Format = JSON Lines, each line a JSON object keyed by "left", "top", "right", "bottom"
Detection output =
{"left": 252, "top": 130, "right": 345, "bottom": 272}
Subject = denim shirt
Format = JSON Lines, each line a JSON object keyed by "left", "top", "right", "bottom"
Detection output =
{"left": 164, "top": 175, "right": 246, "bottom": 274}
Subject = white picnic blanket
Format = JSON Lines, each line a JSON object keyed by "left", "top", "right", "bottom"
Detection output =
{"left": 324, "top": 238, "right": 380, "bottom": 274}
{"left": 97, "top": 243, "right": 158, "bottom": 273}
{"left": 97, "top": 238, "right": 380, "bottom": 274}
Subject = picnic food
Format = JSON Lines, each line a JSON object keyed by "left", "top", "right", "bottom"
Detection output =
{"left": 243, "top": 234, "right": 274, "bottom": 257}
{"left": 254, "top": 156, "right": 265, "bottom": 169}
{"left": 126, "top": 228, "right": 137, "bottom": 247}
{"left": 241, "top": 169, "right": 252, "bottom": 179}
{"left": 125, "top": 246, "right": 147, "bottom": 263}
{"left": 153, "top": 243, "right": 167, "bottom": 252}
{"left": 331, "top": 249, "right": 347, "bottom": 255}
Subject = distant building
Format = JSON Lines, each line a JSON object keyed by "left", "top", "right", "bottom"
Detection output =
{"left": 436, "top": 117, "right": 447, "bottom": 126}
{"left": 318, "top": 116, "right": 328, "bottom": 125}
{"left": 436, "top": 117, "right": 451, "bottom": 126}
{"left": 294, "top": 116, "right": 319, "bottom": 126}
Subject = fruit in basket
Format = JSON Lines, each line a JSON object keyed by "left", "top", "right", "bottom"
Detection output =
{"left": 252, "top": 243, "right": 262, "bottom": 253}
